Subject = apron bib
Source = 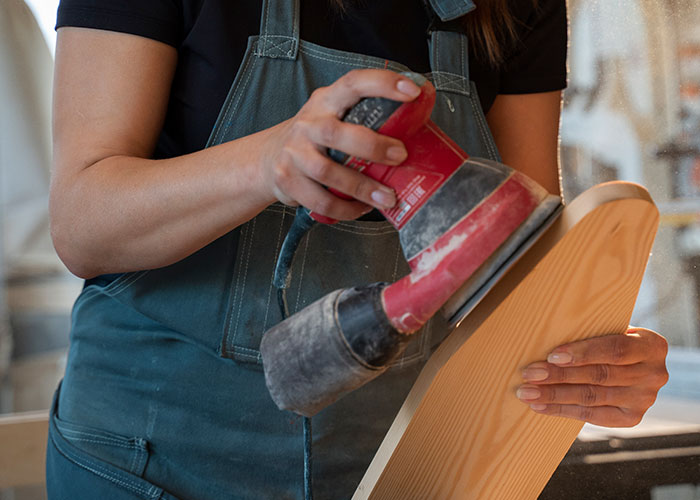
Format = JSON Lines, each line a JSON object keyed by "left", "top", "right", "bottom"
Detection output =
{"left": 52, "top": 1, "right": 503, "bottom": 498}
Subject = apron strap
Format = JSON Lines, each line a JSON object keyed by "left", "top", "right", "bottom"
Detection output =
{"left": 427, "top": 0, "right": 476, "bottom": 21}
{"left": 258, "top": 0, "right": 300, "bottom": 60}
{"left": 428, "top": 30, "right": 471, "bottom": 96}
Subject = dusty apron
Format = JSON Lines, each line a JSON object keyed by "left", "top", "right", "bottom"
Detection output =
{"left": 46, "top": 0, "right": 501, "bottom": 498}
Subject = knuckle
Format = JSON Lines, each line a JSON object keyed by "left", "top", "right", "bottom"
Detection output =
{"left": 624, "top": 412, "right": 643, "bottom": 427}
{"left": 610, "top": 335, "right": 627, "bottom": 364}
{"left": 309, "top": 156, "right": 332, "bottom": 182}
{"left": 553, "top": 366, "right": 567, "bottom": 383}
{"left": 312, "top": 197, "right": 333, "bottom": 216}
{"left": 309, "top": 86, "right": 328, "bottom": 104}
{"left": 647, "top": 365, "right": 669, "bottom": 389}
{"left": 317, "top": 118, "right": 338, "bottom": 145}
{"left": 578, "top": 406, "right": 595, "bottom": 422}
{"left": 341, "top": 70, "right": 361, "bottom": 91}
{"left": 592, "top": 364, "right": 610, "bottom": 385}
{"left": 641, "top": 390, "right": 658, "bottom": 409}
{"left": 581, "top": 385, "right": 598, "bottom": 406}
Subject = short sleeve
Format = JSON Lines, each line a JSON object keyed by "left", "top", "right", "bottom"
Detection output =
{"left": 55, "top": 0, "right": 183, "bottom": 48}
{"left": 499, "top": 0, "right": 568, "bottom": 95}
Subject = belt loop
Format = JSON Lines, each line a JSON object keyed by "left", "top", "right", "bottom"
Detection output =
{"left": 258, "top": 0, "right": 300, "bottom": 60}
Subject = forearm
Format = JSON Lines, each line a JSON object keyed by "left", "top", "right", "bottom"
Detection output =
{"left": 50, "top": 130, "right": 276, "bottom": 278}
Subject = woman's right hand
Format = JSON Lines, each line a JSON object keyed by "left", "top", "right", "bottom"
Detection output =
{"left": 51, "top": 29, "right": 420, "bottom": 277}
{"left": 259, "top": 69, "right": 422, "bottom": 221}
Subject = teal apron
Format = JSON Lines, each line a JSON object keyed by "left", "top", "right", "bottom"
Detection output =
{"left": 46, "top": 1, "right": 502, "bottom": 498}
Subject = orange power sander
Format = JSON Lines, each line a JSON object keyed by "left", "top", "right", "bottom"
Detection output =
{"left": 260, "top": 73, "right": 562, "bottom": 417}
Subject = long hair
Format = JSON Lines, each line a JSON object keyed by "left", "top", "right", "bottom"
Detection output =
{"left": 331, "top": 1, "right": 533, "bottom": 66}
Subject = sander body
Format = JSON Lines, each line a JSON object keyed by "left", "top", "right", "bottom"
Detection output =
{"left": 260, "top": 73, "right": 562, "bottom": 417}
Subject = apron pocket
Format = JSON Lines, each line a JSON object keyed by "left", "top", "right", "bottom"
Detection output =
{"left": 220, "top": 204, "right": 435, "bottom": 368}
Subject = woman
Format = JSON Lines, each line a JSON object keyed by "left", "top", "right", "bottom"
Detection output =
{"left": 47, "top": 1, "right": 668, "bottom": 498}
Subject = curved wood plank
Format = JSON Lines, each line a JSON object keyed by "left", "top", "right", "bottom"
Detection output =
{"left": 354, "top": 182, "right": 659, "bottom": 500}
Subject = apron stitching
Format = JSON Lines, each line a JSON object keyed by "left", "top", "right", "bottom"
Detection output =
{"left": 293, "top": 232, "right": 311, "bottom": 312}
{"left": 321, "top": 226, "right": 396, "bottom": 236}
{"left": 59, "top": 444, "right": 158, "bottom": 498}
{"left": 261, "top": 209, "right": 288, "bottom": 332}
{"left": 262, "top": 0, "right": 270, "bottom": 39}
{"left": 58, "top": 435, "right": 138, "bottom": 448}
{"left": 299, "top": 45, "right": 405, "bottom": 71}
{"left": 391, "top": 242, "right": 402, "bottom": 282}
{"left": 460, "top": 34, "right": 466, "bottom": 80}
{"left": 218, "top": 53, "right": 258, "bottom": 143}
{"left": 470, "top": 94, "right": 490, "bottom": 154}
{"left": 111, "top": 271, "right": 149, "bottom": 296}
{"left": 231, "top": 217, "right": 257, "bottom": 347}
{"left": 334, "top": 221, "right": 392, "bottom": 231}
{"left": 436, "top": 30, "right": 442, "bottom": 74}
{"left": 226, "top": 223, "right": 251, "bottom": 352}
{"left": 470, "top": 88, "right": 499, "bottom": 159}
{"left": 292, "top": 0, "right": 299, "bottom": 42}
{"left": 107, "top": 271, "right": 141, "bottom": 296}
{"left": 222, "top": 225, "right": 245, "bottom": 354}
{"left": 258, "top": 37, "right": 295, "bottom": 57}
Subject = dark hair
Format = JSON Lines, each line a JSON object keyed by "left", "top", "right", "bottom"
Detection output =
{"left": 331, "top": 0, "right": 535, "bottom": 65}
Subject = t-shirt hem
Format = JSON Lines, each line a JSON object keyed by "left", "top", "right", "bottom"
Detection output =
{"left": 55, "top": 6, "right": 180, "bottom": 48}
{"left": 499, "top": 77, "right": 568, "bottom": 96}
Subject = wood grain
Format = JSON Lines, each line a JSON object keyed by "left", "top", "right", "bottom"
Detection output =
{"left": 354, "top": 182, "right": 659, "bottom": 500}
{"left": 0, "top": 411, "right": 49, "bottom": 488}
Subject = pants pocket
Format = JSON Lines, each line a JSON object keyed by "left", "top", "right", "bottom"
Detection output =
{"left": 47, "top": 410, "right": 179, "bottom": 500}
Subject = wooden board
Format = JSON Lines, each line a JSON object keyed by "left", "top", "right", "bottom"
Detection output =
{"left": 0, "top": 411, "right": 49, "bottom": 489}
{"left": 354, "top": 182, "right": 659, "bottom": 500}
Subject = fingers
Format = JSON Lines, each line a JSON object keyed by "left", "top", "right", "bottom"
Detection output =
{"left": 516, "top": 383, "right": 657, "bottom": 410}
{"left": 264, "top": 69, "right": 424, "bottom": 219}
{"left": 302, "top": 118, "right": 408, "bottom": 166}
{"left": 528, "top": 404, "right": 643, "bottom": 428}
{"left": 281, "top": 146, "right": 395, "bottom": 219}
{"left": 521, "top": 361, "right": 668, "bottom": 387}
{"left": 546, "top": 328, "right": 668, "bottom": 367}
{"left": 516, "top": 328, "right": 670, "bottom": 428}
{"left": 318, "top": 69, "right": 422, "bottom": 113}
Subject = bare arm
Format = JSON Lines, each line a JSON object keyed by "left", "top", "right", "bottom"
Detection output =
{"left": 486, "top": 91, "right": 562, "bottom": 196}
{"left": 51, "top": 28, "right": 420, "bottom": 278}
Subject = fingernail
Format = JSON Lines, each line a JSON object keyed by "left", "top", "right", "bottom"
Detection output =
{"left": 627, "top": 328, "right": 638, "bottom": 333}
{"left": 516, "top": 387, "right": 541, "bottom": 401}
{"left": 530, "top": 404, "right": 547, "bottom": 412}
{"left": 522, "top": 367, "right": 549, "bottom": 381}
{"left": 397, "top": 79, "right": 421, "bottom": 97}
{"left": 547, "top": 351, "right": 572, "bottom": 365}
{"left": 386, "top": 146, "right": 407, "bottom": 163}
{"left": 361, "top": 205, "right": 374, "bottom": 215}
{"left": 371, "top": 187, "right": 396, "bottom": 208}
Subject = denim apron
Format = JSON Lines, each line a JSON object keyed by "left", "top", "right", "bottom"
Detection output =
{"left": 46, "top": 1, "right": 501, "bottom": 498}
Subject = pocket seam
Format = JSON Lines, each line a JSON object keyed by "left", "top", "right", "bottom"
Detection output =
{"left": 51, "top": 429, "right": 161, "bottom": 499}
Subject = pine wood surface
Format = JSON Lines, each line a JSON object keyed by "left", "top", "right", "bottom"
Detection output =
{"left": 354, "top": 182, "right": 659, "bottom": 500}
{"left": 0, "top": 410, "right": 49, "bottom": 488}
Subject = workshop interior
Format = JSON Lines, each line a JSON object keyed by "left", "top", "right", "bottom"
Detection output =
{"left": 1, "top": 0, "right": 700, "bottom": 499}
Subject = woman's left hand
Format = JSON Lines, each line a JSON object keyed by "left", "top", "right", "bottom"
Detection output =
{"left": 516, "top": 328, "right": 669, "bottom": 427}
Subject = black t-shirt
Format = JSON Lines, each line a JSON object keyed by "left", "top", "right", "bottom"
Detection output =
{"left": 56, "top": 0, "right": 567, "bottom": 160}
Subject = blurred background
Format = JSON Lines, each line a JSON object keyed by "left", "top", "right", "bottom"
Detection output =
{"left": 0, "top": 0, "right": 699, "bottom": 498}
